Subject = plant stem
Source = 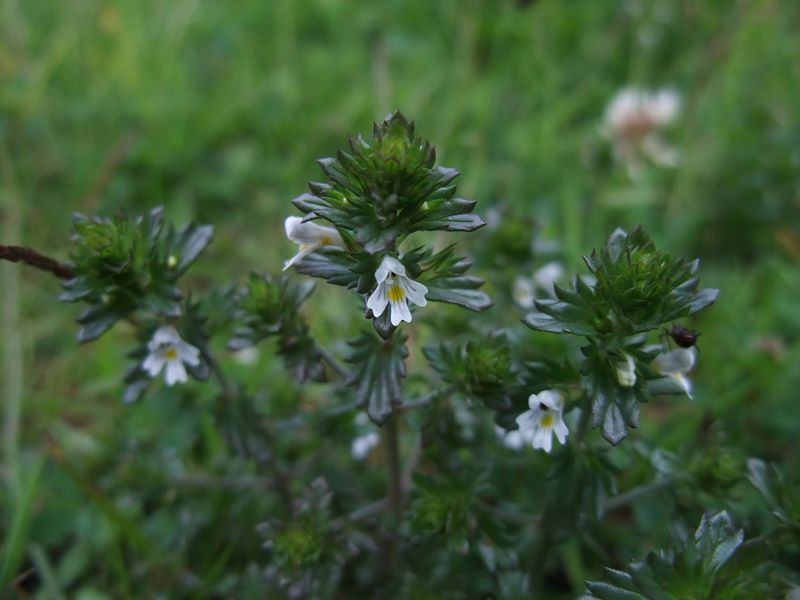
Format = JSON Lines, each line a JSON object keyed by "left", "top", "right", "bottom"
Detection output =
{"left": 385, "top": 416, "right": 402, "bottom": 520}
{"left": 315, "top": 341, "right": 348, "bottom": 379}
{"left": 399, "top": 385, "right": 456, "bottom": 411}
{"left": 0, "top": 244, "right": 75, "bottom": 280}
{"left": 199, "top": 341, "right": 294, "bottom": 514}
{"left": 604, "top": 479, "right": 672, "bottom": 512}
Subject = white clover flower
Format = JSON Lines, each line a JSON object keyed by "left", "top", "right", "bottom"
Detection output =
{"left": 654, "top": 345, "right": 697, "bottom": 399}
{"left": 512, "top": 261, "right": 565, "bottom": 309}
{"left": 515, "top": 390, "right": 569, "bottom": 453}
{"left": 283, "top": 216, "right": 344, "bottom": 271}
{"left": 603, "top": 87, "right": 681, "bottom": 176}
{"left": 614, "top": 352, "right": 637, "bottom": 388}
{"left": 366, "top": 255, "right": 428, "bottom": 326}
{"left": 142, "top": 325, "right": 201, "bottom": 386}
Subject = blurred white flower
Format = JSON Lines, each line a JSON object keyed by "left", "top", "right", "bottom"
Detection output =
{"left": 512, "top": 261, "right": 565, "bottom": 309}
{"left": 283, "top": 216, "right": 344, "bottom": 271}
{"left": 351, "top": 431, "right": 380, "bottom": 460}
{"left": 495, "top": 425, "right": 533, "bottom": 451}
{"left": 654, "top": 345, "right": 697, "bottom": 399}
{"left": 142, "top": 326, "right": 201, "bottom": 386}
{"left": 614, "top": 352, "right": 637, "bottom": 388}
{"left": 351, "top": 413, "right": 380, "bottom": 460}
{"left": 515, "top": 390, "right": 569, "bottom": 453}
{"left": 603, "top": 87, "right": 681, "bottom": 177}
{"left": 231, "top": 346, "right": 260, "bottom": 366}
{"left": 366, "top": 255, "right": 428, "bottom": 326}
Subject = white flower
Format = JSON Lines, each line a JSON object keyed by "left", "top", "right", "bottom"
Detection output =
{"left": 603, "top": 87, "right": 681, "bottom": 176}
{"left": 512, "top": 261, "right": 565, "bottom": 309}
{"left": 142, "top": 326, "right": 201, "bottom": 386}
{"left": 495, "top": 425, "right": 533, "bottom": 451}
{"left": 351, "top": 431, "right": 380, "bottom": 460}
{"left": 515, "top": 390, "right": 569, "bottom": 453}
{"left": 614, "top": 352, "right": 637, "bottom": 388}
{"left": 366, "top": 255, "right": 428, "bottom": 326}
{"left": 283, "top": 216, "right": 344, "bottom": 271}
{"left": 654, "top": 345, "right": 697, "bottom": 399}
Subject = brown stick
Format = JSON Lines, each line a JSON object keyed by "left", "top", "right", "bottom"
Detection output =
{"left": 0, "top": 245, "right": 75, "bottom": 279}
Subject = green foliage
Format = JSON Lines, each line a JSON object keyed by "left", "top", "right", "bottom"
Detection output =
{"left": 346, "top": 330, "right": 409, "bottom": 425}
{"left": 585, "top": 511, "right": 750, "bottom": 599}
{"left": 524, "top": 228, "right": 718, "bottom": 338}
{"left": 230, "top": 274, "right": 328, "bottom": 382}
{"left": 424, "top": 332, "right": 515, "bottom": 410}
{"left": 62, "top": 208, "right": 213, "bottom": 342}
{"left": 292, "top": 111, "right": 484, "bottom": 253}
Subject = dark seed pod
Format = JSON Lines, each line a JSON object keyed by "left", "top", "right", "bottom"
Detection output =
{"left": 670, "top": 326, "right": 699, "bottom": 348}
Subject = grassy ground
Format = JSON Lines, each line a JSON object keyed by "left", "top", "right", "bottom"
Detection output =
{"left": 2, "top": 0, "right": 799, "bottom": 597}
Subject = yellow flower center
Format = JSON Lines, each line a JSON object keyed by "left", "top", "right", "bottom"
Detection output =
{"left": 165, "top": 347, "right": 179, "bottom": 360}
{"left": 540, "top": 413, "right": 555, "bottom": 428}
{"left": 387, "top": 282, "right": 406, "bottom": 303}
{"left": 320, "top": 236, "right": 333, "bottom": 245}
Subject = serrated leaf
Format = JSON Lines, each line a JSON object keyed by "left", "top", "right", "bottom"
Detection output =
{"left": 174, "top": 224, "right": 214, "bottom": 275}
{"left": 585, "top": 581, "right": 648, "bottom": 600}
{"left": 346, "top": 331, "right": 408, "bottom": 425}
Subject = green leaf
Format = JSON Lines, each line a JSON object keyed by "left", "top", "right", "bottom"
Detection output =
{"left": 346, "top": 331, "right": 408, "bottom": 425}
{"left": 418, "top": 245, "right": 492, "bottom": 312}
{"left": 173, "top": 223, "right": 214, "bottom": 275}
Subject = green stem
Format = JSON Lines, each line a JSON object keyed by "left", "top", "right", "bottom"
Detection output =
{"left": 315, "top": 341, "right": 348, "bottom": 379}
{"left": 200, "top": 341, "right": 294, "bottom": 514}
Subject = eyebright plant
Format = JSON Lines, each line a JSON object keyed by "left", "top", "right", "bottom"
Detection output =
{"left": 4, "top": 112, "right": 797, "bottom": 598}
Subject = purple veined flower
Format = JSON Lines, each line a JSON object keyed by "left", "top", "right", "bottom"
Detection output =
{"left": 515, "top": 390, "right": 569, "bottom": 453}
{"left": 365, "top": 255, "right": 428, "bottom": 327}
{"left": 654, "top": 345, "right": 697, "bottom": 399}
{"left": 283, "top": 216, "right": 344, "bottom": 271}
{"left": 142, "top": 325, "right": 201, "bottom": 386}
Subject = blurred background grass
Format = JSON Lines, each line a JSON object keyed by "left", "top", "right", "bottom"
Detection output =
{"left": 2, "top": 0, "right": 800, "bottom": 597}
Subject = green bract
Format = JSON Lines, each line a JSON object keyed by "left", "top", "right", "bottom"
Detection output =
{"left": 61, "top": 207, "right": 213, "bottom": 342}
{"left": 585, "top": 511, "right": 758, "bottom": 599}
{"left": 523, "top": 227, "right": 718, "bottom": 445}
{"left": 292, "top": 111, "right": 485, "bottom": 253}
{"left": 230, "top": 274, "right": 328, "bottom": 383}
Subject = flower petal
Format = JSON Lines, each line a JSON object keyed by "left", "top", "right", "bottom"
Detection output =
{"left": 366, "top": 282, "right": 389, "bottom": 318}
{"left": 532, "top": 427, "right": 553, "bottom": 453}
{"left": 142, "top": 352, "right": 165, "bottom": 377}
{"left": 530, "top": 390, "right": 562, "bottom": 411}
{"left": 654, "top": 346, "right": 696, "bottom": 375}
{"left": 553, "top": 419, "right": 569, "bottom": 444}
{"left": 283, "top": 243, "right": 319, "bottom": 271}
{"left": 402, "top": 277, "right": 428, "bottom": 307}
{"left": 165, "top": 359, "right": 188, "bottom": 386}
{"left": 177, "top": 341, "right": 201, "bottom": 366}
{"left": 389, "top": 297, "right": 412, "bottom": 326}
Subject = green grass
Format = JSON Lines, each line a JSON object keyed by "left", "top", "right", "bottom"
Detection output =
{"left": 1, "top": 0, "right": 799, "bottom": 596}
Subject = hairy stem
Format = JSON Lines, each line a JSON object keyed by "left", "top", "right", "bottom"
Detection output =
{"left": 0, "top": 244, "right": 75, "bottom": 280}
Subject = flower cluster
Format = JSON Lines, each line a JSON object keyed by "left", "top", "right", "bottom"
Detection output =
{"left": 603, "top": 87, "right": 681, "bottom": 177}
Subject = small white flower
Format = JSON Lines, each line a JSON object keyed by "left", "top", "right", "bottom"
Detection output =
{"left": 351, "top": 431, "right": 380, "bottom": 460}
{"left": 142, "top": 326, "right": 201, "bottom": 386}
{"left": 231, "top": 346, "right": 260, "bottom": 366}
{"left": 654, "top": 345, "right": 697, "bottom": 399}
{"left": 512, "top": 276, "right": 536, "bottom": 309}
{"left": 512, "top": 261, "right": 565, "bottom": 308}
{"left": 515, "top": 390, "right": 569, "bottom": 453}
{"left": 495, "top": 425, "right": 533, "bottom": 451}
{"left": 614, "top": 352, "right": 637, "bottom": 388}
{"left": 366, "top": 255, "right": 428, "bottom": 326}
{"left": 603, "top": 87, "right": 681, "bottom": 176}
{"left": 283, "top": 216, "right": 344, "bottom": 271}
